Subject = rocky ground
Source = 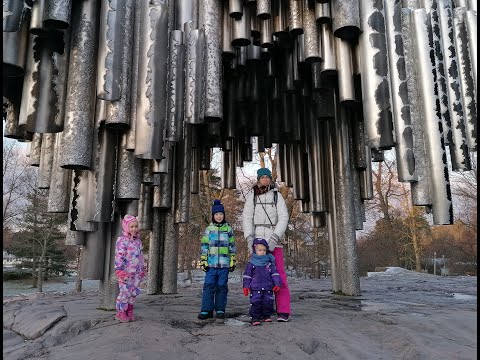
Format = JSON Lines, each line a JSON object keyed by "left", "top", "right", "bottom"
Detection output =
{"left": 3, "top": 268, "right": 477, "bottom": 360}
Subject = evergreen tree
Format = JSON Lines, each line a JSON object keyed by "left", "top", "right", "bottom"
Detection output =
{"left": 7, "top": 188, "right": 74, "bottom": 291}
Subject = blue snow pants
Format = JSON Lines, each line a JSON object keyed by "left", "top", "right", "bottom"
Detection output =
{"left": 200, "top": 267, "right": 229, "bottom": 312}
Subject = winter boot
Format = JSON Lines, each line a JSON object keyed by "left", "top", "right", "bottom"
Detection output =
{"left": 115, "top": 310, "right": 130, "bottom": 323}
{"left": 197, "top": 311, "right": 213, "bottom": 320}
{"left": 127, "top": 304, "right": 135, "bottom": 321}
{"left": 216, "top": 311, "right": 225, "bottom": 319}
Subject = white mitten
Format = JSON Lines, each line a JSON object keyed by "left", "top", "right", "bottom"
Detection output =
{"left": 268, "top": 233, "right": 280, "bottom": 252}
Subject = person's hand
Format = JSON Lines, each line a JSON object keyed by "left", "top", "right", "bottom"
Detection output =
{"left": 273, "top": 285, "right": 281, "bottom": 292}
{"left": 115, "top": 270, "right": 129, "bottom": 281}
{"left": 268, "top": 234, "right": 280, "bottom": 252}
{"left": 246, "top": 235, "right": 255, "bottom": 255}
{"left": 229, "top": 265, "right": 235, "bottom": 273}
{"left": 243, "top": 288, "right": 250, "bottom": 296}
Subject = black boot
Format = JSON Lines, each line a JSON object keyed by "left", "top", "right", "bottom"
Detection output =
{"left": 198, "top": 311, "right": 213, "bottom": 320}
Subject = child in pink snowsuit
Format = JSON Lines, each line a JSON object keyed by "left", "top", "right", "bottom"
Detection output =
{"left": 114, "top": 214, "right": 145, "bottom": 322}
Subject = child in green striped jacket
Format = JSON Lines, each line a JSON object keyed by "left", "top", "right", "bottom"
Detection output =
{"left": 198, "top": 199, "right": 236, "bottom": 320}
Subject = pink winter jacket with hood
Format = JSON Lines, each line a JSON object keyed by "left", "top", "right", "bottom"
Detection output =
{"left": 114, "top": 215, "right": 145, "bottom": 279}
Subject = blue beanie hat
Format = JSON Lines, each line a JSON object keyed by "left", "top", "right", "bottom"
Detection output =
{"left": 212, "top": 199, "right": 225, "bottom": 215}
{"left": 257, "top": 167, "right": 272, "bottom": 180}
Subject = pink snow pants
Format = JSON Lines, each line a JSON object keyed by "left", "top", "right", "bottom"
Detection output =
{"left": 272, "top": 247, "right": 291, "bottom": 315}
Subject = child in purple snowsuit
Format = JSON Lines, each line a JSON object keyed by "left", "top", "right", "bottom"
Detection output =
{"left": 114, "top": 214, "right": 145, "bottom": 322}
{"left": 243, "top": 238, "right": 282, "bottom": 325}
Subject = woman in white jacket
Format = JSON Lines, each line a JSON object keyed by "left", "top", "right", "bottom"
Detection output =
{"left": 242, "top": 167, "right": 291, "bottom": 322}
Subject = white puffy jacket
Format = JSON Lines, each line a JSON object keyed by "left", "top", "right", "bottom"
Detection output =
{"left": 242, "top": 185, "right": 289, "bottom": 252}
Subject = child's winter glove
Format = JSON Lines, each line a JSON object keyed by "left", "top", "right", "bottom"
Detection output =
{"left": 273, "top": 285, "right": 281, "bottom": 292}
{"left": 200, "top": 254, "right": 208, "bottom": 272}
{"left": 243, "top": 288, "right": 250, "bottom": 296}
{"left": 229, "top": 254, "right": 236, "bottom": 272}
{"left": 115, "top": 270, "right": 129, "bottom": 282}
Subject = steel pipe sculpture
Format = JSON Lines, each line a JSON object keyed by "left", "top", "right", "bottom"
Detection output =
{"left": 3, "top": 0, "right": 477, "bottom": 302}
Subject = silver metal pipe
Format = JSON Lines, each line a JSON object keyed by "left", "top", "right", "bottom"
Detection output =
{"left": 453, "top": 7, "right": 477, "bottom": 153}
{"left": 222, "top": 3, "right": 236, "bottom": 59}
{"left": 18, "top": 35, "right": 37, "bottom": 132}
{"left": 315, "top": 1, "right": 331, "bottom": 24}
{"left": 3, "top": 0, "right": 27, "bottom": 32}
{"left": 331, "top": 0, "right": 360, "bottom": 41}
{"left": 221, "top": 149, "right": 236, "bottom": 189}
{"left": 79, "top": 223, "right": 107, "bottom": 280}
{"left": 358, "top": 0, "right": 394, "bottom": 150}
{"left": 272, "top": 0, "right": 288, "bottom": 36}
{"left": 125, "top": 0, "right": 141, "bottom": 150}
{"left": 116, "top": 134, "right": 142, "bottom": 201}
{"left": 384, "top": 0, "right": 416, "bottom": 182}
{"left": 257, "top": 0, "right": 271, "bottom": 19}
{"left": 335, "top": 36, "right": 355, "bottom": 103}
{"left": 332, "top": 101, "right": 360, "bottom": 296}
{"left": 260, "top": 18, "right": 274, "bottom": 48}
{"left": 412, "top": 8, "right": 453, "bottom": 224}
{"left": 320, "top": 22, "right": 336, "bottom": 76}
{"left": 48, "top": 132, "right": 72, "bottom": 213}
{"left": 29, "top": 133, "right": 42, "bottom": 167}
{"left": 88, "top": 118, "right": 118, "bottom": 222}
{"left": 166, "top": 30, "right": 186, "bottom": 142}
{"left": 138, "top": 184, "right": 153, "bottom": 231}
{"left": 184, "top": 24, "right": 206, "bottom": 124}
{"left": 68, "top": 170, "right": 97, "bottom": 232}
{"left": 147, "top": 208, "right": 162, "bottom": 294}
{"left": 30, "top": 0, "right": 47, "bottom": 36}
{"left": 421, "top": 0, "right": 450, "bottom": 147}
{"left": 105, "top": 1, "right": 134, "bottom": 131}
{"left": 303, "top": 0, "right": 321, "bottom": 63}
{"left": 191, "top": 147, "right": 200, "bottom": 194}
{"left": 3, "top": 13, "right": 30, "bottom": 77}
{"left": 437, "top": 1, "right": 472, "bottom": 166}
{"left": 21, "top": 31, "right": 71, "bottom": 134}
{"left": 292, "top": 143, "right": 306, "bottom": 200}
{"left": 232, "top": 4, "right": 251, "bottom": 46}
{"left": 359, "top": 145, "right": 374, "bottom": 200}
{"left": 134, "top": 1, "right": 169, "bottom": 159}
{"left": 175, "top": 0, "right": 196, "bottom": 30}
{"left": 96, "top": 0, "right": 124, "bottom": 101}
{"left": 288, "top": 0, "right": 304, "bottom": 35}
{"left": 465, "top": 10, "right": 477, "bottom": 101}
{"left": 466, "top": 0, "right": 476, "bottom": 10}
{"left": 402, "top": 8, "right": 432, "bottom": 206}
{"left": 161, "top": 206, "right": 179, "bottom": 294}
{"left": 60, "top": 0, "right": 100, "bottom": 169}
{"left": 38, "top": 133, "right": 55, "bottom": 189}
{"left": 229, "top": 0, "right": 242, "bottom": 19}
{"left": 3, "top": 96, "right": 24, "bottom": 140}
{"left": 43, "top": 0, "right": 73, "bottom": 29}
{"left": 200, "top": 0, "right": 223, "bottom": 122}
{"left": 174, "top": 126, "right": 192, "bottom": 223}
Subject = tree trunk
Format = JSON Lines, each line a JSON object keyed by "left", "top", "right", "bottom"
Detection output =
{"left": 37, "top": 236, "right": 48, "bottom": 292}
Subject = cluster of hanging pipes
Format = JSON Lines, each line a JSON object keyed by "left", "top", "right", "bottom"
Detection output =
{"left": 3, "top": 0, "right": 476, "bottom": 304}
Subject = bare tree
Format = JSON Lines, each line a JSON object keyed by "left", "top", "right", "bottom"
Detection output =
{"left": 3, "top": 139, "right": 37, "bottom": 230}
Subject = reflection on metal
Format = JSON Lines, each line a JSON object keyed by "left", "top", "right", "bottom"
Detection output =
{"left": 4, "top": 0, "right": 476, "bottom": 300}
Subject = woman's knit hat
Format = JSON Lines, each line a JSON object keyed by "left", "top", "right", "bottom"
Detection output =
{"left": 122, "top": 214, "right": 139, "bottom": 237}
{"left": 257, "top": 167, "right": 272, "bottom": 180}
{"left": 211, "top": 199, "right": 225, "bottom": 215}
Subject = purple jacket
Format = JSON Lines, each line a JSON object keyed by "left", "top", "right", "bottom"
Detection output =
{"left": 243, "top": 260, "right": 282, "bottom": 291}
